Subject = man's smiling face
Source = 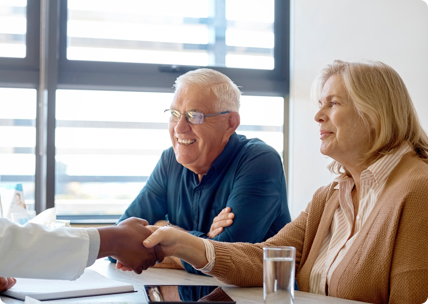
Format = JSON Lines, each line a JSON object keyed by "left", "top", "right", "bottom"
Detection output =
{"left": 168, "top": 84, "right": 232, "bottom": 176}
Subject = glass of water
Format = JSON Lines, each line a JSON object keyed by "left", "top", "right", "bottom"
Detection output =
{"left": 263, "top": 246, "right": 295, "bottom": 304}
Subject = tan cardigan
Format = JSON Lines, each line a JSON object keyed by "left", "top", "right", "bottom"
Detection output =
{"left": 207, "top": 152, "right": 428, "bottom": 304}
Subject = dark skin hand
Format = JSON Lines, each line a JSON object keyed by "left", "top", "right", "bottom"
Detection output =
{"left": 0, "top": 218, "right": 165, "bottom": 293}
{"left": 97, "top": 217, "right": 165, "bottom": 274}
{"left": 0, "top": 277, "right": 16, "bottom": 292}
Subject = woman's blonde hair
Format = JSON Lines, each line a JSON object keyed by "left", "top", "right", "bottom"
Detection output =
{"left": 312, "top": 59, "right": 428, "bottom": 175}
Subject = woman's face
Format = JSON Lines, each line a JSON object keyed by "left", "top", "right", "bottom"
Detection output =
{"left": 314, "top": 75, "right": 371, "bottom": 169}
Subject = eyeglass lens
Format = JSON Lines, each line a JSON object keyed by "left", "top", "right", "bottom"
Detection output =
{"left": 168, "top": 110, "right": 204, "bottom": 124}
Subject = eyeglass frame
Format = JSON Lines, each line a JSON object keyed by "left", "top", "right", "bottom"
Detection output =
{"left": 164, "top": 109, "right": 231, "bottom": 125}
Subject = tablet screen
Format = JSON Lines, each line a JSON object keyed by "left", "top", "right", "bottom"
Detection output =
{"left": 144, "top": 285, "right": 236, "bottom": 303}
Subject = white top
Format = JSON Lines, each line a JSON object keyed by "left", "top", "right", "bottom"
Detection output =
{"left": 0, "top": 218, "right": 99, "bottom": 280}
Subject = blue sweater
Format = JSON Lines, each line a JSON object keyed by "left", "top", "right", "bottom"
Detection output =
{"left": 115, "top": 133, "right": 291, "bottom": 274}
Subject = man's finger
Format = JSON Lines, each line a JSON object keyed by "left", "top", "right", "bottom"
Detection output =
{"left": 140, "top": 219, "right": 149, "bottom": 226}
{"left": 133, "top": 266, "right": 143, "bottom": 275}
{"left": 222, "top": 207, "right": 231, "bottom": 213}
{"left": 116, "top": 261, "right": 123, "bottom": 269}
{"left": 208, "top": 227, "right": 223, "bottom": 238}
{"left": 0, "top": 277, "right": 16, "bottom": 292}
{"left": 211, "top": 218, "right": 234, "bottom": 230}
{"left": 214, "top": 212, "right": 235, "bottom": 223}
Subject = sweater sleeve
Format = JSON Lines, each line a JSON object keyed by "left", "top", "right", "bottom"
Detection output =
{"left": 206, "top": 207, "right": 308, "bottom": 287}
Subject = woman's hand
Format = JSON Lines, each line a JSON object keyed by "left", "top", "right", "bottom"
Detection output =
{"left": 144, "top": 226, "right": 208, "bottom": 269}
{"left": 0, "top": 277, "right": 16, "bottom": 292}
{"left": 207, "top": 207, "right": 235, "bottom": 238}
{"left": 143, "top": 226, "right": 183, "bottom": 257}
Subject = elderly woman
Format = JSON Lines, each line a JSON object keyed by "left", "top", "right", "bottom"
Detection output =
{"left": 138, "top": 59, "right": 428, "bottom": 304}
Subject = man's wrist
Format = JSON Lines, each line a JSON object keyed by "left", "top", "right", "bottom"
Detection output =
{"left": 97, "top": 226, "right": 119, "bottom": 258}
{"left": 154, "top": 244, "right": 165, "bottom": 263}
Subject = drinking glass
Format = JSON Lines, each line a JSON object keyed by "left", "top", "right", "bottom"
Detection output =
{"left": 263, "top": 246, "right": 295, "bottom": 304}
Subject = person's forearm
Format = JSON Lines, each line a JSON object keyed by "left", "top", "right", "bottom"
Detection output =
{"left": 173, "top": 232, "right": 207, "bottom": 269}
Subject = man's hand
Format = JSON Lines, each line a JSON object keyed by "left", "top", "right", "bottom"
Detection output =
{"left": 97, "top": 217, "right": 165, "bottom": 274}
{"left": 0, "top": 277, "right": 16, "bottom": 292}
{"left": 207, "top": 207, "right": 235, "bottom": 238}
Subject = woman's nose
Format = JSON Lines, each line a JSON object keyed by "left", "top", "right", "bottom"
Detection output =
{"left": 314, "top": 107, "right": 326, "bottom": 124}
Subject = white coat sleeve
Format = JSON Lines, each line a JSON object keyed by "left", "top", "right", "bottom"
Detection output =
{"left": 0, "top": 218, "right": 92, "bottom": 280}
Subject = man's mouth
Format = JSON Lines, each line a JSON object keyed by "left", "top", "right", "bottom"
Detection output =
{"left": 177, "top": 138, "right": 196, "bottom": 145}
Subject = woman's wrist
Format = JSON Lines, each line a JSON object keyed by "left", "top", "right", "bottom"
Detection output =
{"left": 174, "top": 232, "right": 208, "bottom": 269}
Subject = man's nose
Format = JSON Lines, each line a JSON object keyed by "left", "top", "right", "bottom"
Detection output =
{"left": 174, "top": 114, "right": 191, "bottom": 133}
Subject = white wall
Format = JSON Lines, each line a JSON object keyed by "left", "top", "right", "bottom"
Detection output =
{"left": 288, "top": 0, "right": 428, "bottom": 218}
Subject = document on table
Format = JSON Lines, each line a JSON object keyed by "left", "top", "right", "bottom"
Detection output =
{"left": 1, "top": 269, "right": 135, "bottom": 301}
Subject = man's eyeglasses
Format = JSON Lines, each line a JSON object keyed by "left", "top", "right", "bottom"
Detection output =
{"left": 164, "top": 109, "right": 230, "bottom": 125}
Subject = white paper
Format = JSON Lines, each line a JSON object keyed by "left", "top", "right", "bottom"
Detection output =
{"left": 28, "top": 207, "right": 56, "bottom": 226}
{"left": 2, "top": 269, "right": 134, "bottom": 301}
{"left": 24, "top": 296, "right": 42, "bottom": 304}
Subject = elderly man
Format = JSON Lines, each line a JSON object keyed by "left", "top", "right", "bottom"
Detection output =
{"left": 114, "top": 68, "right": 291, "bottom": 274}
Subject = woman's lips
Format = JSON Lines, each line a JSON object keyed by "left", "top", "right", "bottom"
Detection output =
{"left": 320, "top": 130, "right": 333, "bottom": 139}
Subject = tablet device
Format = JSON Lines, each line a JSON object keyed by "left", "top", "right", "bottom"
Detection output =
{"left": 144, "top": 285, "right": 236, "bottom": 304}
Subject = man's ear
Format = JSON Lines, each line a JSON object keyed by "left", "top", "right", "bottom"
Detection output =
{"left": 227, "top": 112, "right": 240, "bottom": 134}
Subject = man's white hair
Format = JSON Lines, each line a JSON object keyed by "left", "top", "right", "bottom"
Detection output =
{"left": 173, "top": 68, "right": 241, "bottom": 112}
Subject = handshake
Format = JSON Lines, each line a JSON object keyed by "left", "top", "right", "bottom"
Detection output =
{"left": 0, "top": 217, "right": 168, "bottom": 293}
{"left": 98, "top": 217, "right": 166, "bottom": 274}
{"left": 0, "top": 217, "right": 200, "bottom": 293}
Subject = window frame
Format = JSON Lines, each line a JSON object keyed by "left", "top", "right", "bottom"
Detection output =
{"left": 0, "top": 0, "right": 40, "bottom": 87}
{"left": 58, "top": 0, "right": 290, "bottom": 96}
{"left": 0, "top": 0, "right": 290, "bottom": 222}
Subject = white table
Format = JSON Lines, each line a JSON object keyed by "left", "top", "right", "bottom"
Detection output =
{"left": 0, "top": 259, "right": 371, "bottom": 303}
